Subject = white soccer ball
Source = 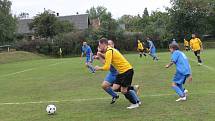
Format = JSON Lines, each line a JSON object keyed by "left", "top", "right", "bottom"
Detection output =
{"left": 46, "top": 104, "right": 56, "bottom": 114}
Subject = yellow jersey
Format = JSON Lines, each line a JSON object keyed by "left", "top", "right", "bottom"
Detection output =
{"left": 102, "top": 47, "right": 133, "bottom": 74}
{"left": 190, "top": 38, "right": 202, "bottom": 51}
{"left": 137, "top": 41, "right": 143, "bottom": 50}
{"left": 184, "top": 39, "right": 189, "bottom": 46}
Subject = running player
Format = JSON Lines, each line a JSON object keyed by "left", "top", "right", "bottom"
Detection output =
{"left": 95, "top": 38, "right": 140, "bottom": 109}
{"left": 147, "top": 37, "right": 158, "bottom": 61}
{"left": 165, "top": 43, "right": 192, "bottom": 102}
{"left": 81, "top": 41, "right": 95, "bottom": 73}
{"left": 190, "top": 34, "right": 203, "bottom": 65}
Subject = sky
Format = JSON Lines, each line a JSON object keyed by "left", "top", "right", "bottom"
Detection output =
{"left": 11, "top": 0, "right": 171, "bottom": 19}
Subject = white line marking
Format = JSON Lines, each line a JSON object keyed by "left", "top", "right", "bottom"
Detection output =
{"left": 0, "top": 61, "right": 68, "bottom": 78}
{"left": 1, "top": 92, "right": 215, "bottom": 105}
{"left": 189, "top": 58, "right": 215, "bottom": 71}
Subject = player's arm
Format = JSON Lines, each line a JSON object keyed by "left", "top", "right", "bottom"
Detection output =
{"left": 80, "top": 47, "right": 84, "bottom": 58}
{"left": 89, "top": 52, "right": 93, "bottom": 62}
{"left": 199, "top": 39, "right": 203, "bottom": 51}
{"left": 189, "top": 40, "right": 193, "bottom": 51}
{"left": 187, "top": 74, "right": 192, "bottom": 83}
{"left": 95, "top": 50, "right": 112, "bottom": 71}
{"left": 166, "top": 52, "right": 179, "bottom": 68}
{"left": 165, "top": 61, "right": 174, "bottom": 68}
{"left": 95, "top": 52, "right": 105, "bottom": 64}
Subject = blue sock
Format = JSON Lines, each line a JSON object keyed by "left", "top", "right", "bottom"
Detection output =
{"left": 105, "top": 87, "right": 117, "bottom": 97}
{"left": 129, "top": 90, "right": 139, "bottom": 103}
{"left": 177, "top": 84, "right": 185, "bottom": 92}
{"left": 172, "top": 85, "right": 184, "bottom": 97}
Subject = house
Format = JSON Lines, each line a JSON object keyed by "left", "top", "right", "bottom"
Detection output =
{"left": 16, "top": 14, "right": 90, "bottom": 34}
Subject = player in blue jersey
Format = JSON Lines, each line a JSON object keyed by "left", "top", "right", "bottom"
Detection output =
{"left": 165, "top": 43, "right": 192, "bottom": 101}
{"left": 147, "top": 37, "right": 158, "bottom": 61}
{"left": 81, "top": 41, "right": 95, "bottom": 73}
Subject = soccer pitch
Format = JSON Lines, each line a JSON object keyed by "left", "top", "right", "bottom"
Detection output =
{"left": 0, "top": 50, "right": 215, "bottom": 121}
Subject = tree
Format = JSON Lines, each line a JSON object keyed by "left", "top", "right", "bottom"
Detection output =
{"left": 86, "top": 6, "right": 107, "bottom": 19}
{"left": 206, "top": 0, "right": 215, "bottom": 35}
{"left": 168, "top": 0, "right": 211, "bottom": 36}
{"left": 0, "top": 0, "right": 16, "bottom": 44}
{"left": 29, "top": 10, "right": 74, "bottom": 38}
{"left": 86, "top": 6, "right": 119, "bottom": 39}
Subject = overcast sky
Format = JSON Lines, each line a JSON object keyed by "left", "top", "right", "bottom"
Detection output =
{"left": 11, "top": 0, "right": 171, "bottom": 19}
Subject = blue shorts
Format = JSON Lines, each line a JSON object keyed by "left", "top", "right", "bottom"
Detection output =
{"left": 104, "top": 72, "right": 117, "bottom": 84}
{"left": 172, "top": 73, "right": 190, "bottom": 84}
{"left": 150, "top": 48, "right": 156, "bottom": 54}
{"left": 86, "top": 56, "right": 93, "bottom": 63}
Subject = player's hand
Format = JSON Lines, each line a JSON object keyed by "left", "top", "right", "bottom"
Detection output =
{"left": 188, "top": 75, "right": 192, "bottom": 83}
{"left": 165, "top": 64, "right": 169, "bottom": 68}
{"left": 201, "top": 48, "right": 203, "bottom": 52}
{"left": 93, "top": 55, "right": 99, "bottom": 60}
{"left": 94, "top": 66, "right": 101, "bottom": 71}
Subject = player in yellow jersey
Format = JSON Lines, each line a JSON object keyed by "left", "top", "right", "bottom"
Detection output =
{"left": 137, "top": 40, "right": 146, "bottom": 57}
{"left": 95, "top": 38, "right": 141, "bottom": 109}
{"left": 190, "top": 34, "right": 203, "bottom": 65}
{"left": 184, "top": 39, "right": 190, "bottom": 51}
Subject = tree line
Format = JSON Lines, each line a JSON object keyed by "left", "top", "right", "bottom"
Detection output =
{"left": 0, "top": 0, "right": 215, "bottom": 56}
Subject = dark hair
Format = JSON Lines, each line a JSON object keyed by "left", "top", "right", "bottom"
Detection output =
{"left": 99, "top": 38, "right": 108, "bottom": 45}
{"left": 169, "top": 43, "right": 180, "bottom": 50}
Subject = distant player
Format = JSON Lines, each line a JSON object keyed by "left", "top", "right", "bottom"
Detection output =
{"left": 165, "top": 43, "right": 192, "bottom": 102}
{"left": 190, "top": 34, "right": 203, "bottom": 65}
{"left": 147, "top": 37, "right": 158, "bottom": 61}
{"left": 184, "top": 39, "right": 190, "bottom": 51}
{"left": 137, "top": 40, "right": 146, "bottom": 58}
{"left": 81, "top": 41, "right": 95, "bottom": 73}
{"left": 95, "top": 38, "right": 141, "bottom": 109}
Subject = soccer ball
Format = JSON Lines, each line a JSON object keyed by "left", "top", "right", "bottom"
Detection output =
{"left": 46, "top": 104, "right": 56, "bottom": 114}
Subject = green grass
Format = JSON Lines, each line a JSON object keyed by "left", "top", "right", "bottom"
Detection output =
{"left": 0, "top": 49, "right": 215, "bottom": 121}
{"left": 0, "top": 51, "right": 46, "bottom": 64}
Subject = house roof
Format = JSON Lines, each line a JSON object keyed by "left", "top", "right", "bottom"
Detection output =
{"left": 16, "top": 14, "right": 89, "bottom": 34}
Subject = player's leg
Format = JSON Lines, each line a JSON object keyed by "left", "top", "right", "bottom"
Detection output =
{"left": 120, "top": 69, "right": 139, "bottom": 109}
{"left": 172, "top": 73, "right": 186, "bottom": 101}
{"left": 102, "top": 73, "right": 118, "bottom": 102}
{"left": 196, "top": 50, "right": 202, "bottom": 64}
{"left": 85, "top": 57, "right": 95, "bottom": 73}
{"left": 138, "top": 49, "right": 142, "bottom": 58}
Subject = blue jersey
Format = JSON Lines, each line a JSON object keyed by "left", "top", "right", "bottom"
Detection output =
{"left": 82, "top": 45, "right": 92, "bottom": 57}
{"left": 171, "top": 50, "right": 191, "bottom": 75}
{"left": 148, "top": 40, "right": 155, "bottom": 50}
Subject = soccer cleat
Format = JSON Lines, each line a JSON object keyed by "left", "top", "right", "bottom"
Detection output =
{"left": 184, "top": 89, "right": 188, "bottom": 96}
{"left": 198, "top": 63, "right": 203, "bottom": 66}
{"left": 127, "top": 103, "right": 139, "bottom": 109}
{"left": 137, "top": 100, "right": 142, "bottom": 105}
{"left": 176, "top": 96, "right": 186, "bottom": 102}
{"left": 110, "top": 95, "right": 119, "bottom": 104}
{"left": 133, "top": 85, "right": 140, "bottom": 95}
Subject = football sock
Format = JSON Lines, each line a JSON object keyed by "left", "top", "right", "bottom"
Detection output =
{"left": 105, "top": 87, "right": 118, "bottom": 97}
{"left": 129, "top": 90, "right": 140, "bottom": 102}
{"left": 124, "top": 91, "right": 137, "bottom": 104}
{"left": 172, "top": 85, "right": 184, "bottom": 97}
{"left": 177, "top": 84, "right": 185, "bottom": 92}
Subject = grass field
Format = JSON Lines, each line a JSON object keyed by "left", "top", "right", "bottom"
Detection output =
{"left": 0, "top": 49, "right": 215, "bottom": 121}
